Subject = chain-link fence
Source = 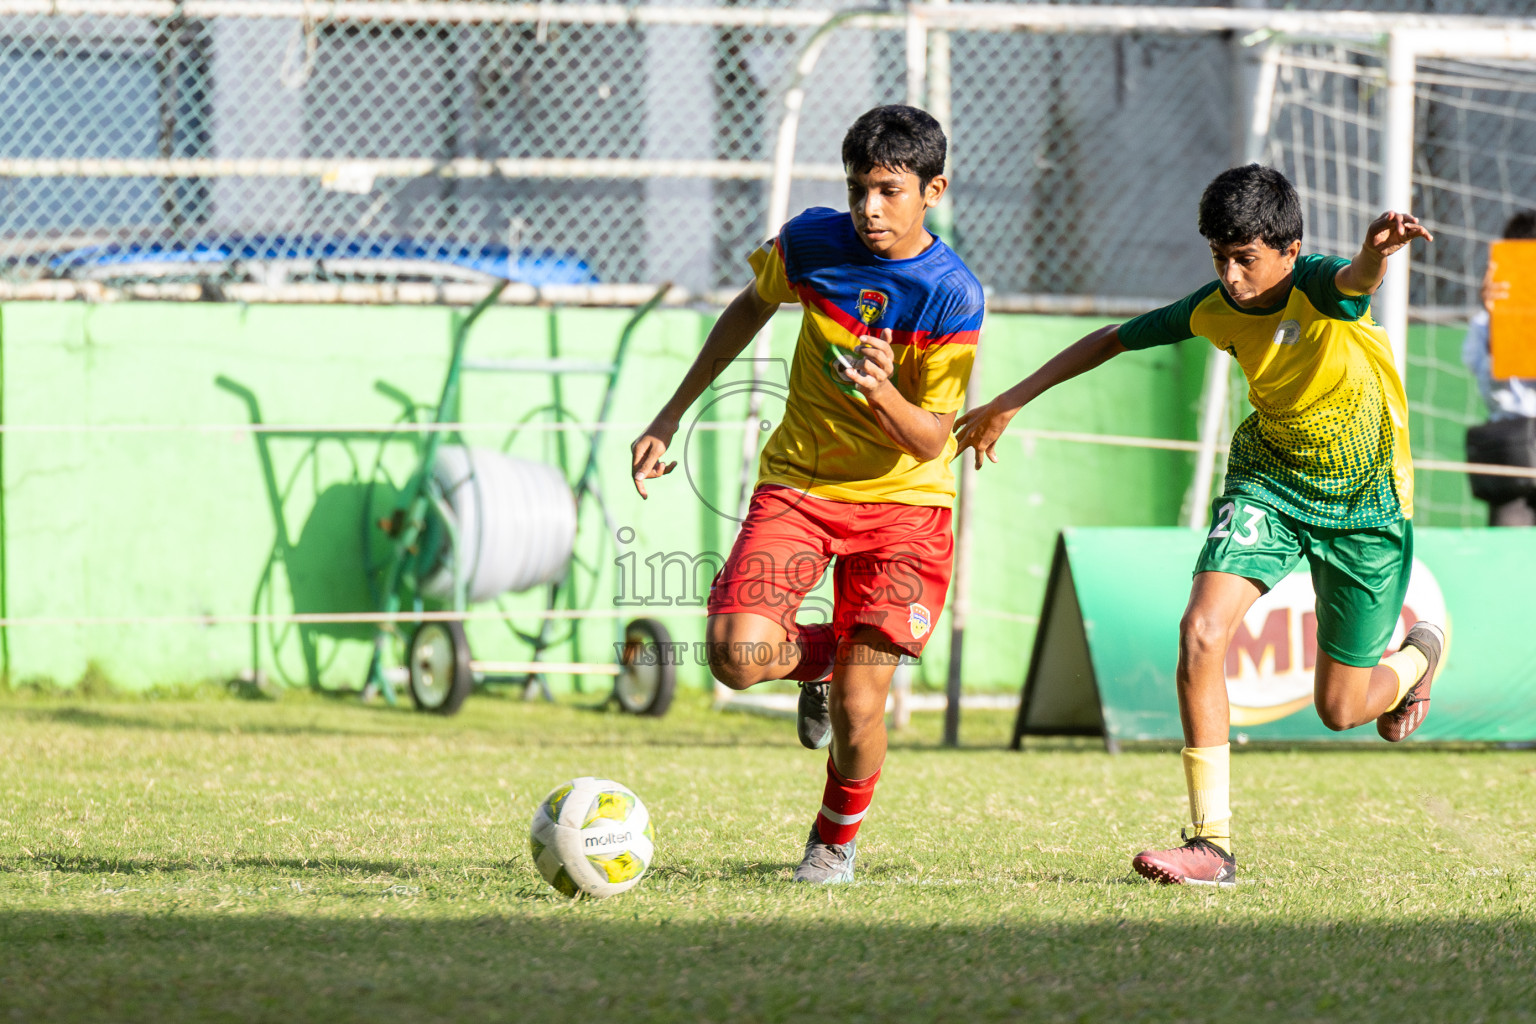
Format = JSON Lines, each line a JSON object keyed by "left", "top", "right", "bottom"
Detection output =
{"left": 0, "top": 3, "right": 875, "bottom": 295}
{"left": 3, "top": 1, "right": 1536, "bottom": 305}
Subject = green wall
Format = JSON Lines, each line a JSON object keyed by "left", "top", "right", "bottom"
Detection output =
{"left": 0, "top": 301, "right": 1209, "bottom": 694}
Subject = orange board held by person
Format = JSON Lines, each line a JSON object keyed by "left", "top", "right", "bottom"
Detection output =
{"left": 1488, "top": 237, "right": 1536, "bottom": 380}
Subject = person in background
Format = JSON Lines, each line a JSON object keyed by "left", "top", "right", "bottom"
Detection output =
{"left": 1462, "top": 209, "right": 1536, "bottom": 526}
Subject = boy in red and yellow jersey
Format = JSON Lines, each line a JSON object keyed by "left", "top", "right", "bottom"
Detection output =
{"left": 631, "top": 105, "right": 983, "bottom": 883}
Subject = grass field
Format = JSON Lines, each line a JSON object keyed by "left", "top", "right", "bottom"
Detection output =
{"left": 2, "top": 689, "right": 1534, "bottom": 1023}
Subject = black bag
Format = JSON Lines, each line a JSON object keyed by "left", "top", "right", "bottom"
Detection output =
{"left": 1465, "top": 416, "right": 1536, "bottom": 504}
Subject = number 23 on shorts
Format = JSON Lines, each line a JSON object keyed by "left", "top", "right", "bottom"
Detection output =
{"left": 1209, "top": 500, "right": 1268, "bottom": 547}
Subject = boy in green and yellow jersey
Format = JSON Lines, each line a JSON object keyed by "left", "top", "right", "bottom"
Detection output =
{"left": 955, "top": 165, "right": 1445, "bottom": 888}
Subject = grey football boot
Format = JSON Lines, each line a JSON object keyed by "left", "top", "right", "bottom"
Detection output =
{"left": 796, "top": 678, "right": 832, "bottom": 750}
{"left": 1377, "top": 621, "right": 1446, "bottom": 742}
{"left": 791, "top": 824, "right": 857, "bottom": 884}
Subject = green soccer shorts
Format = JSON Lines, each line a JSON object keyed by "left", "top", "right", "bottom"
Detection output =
{"left": 1195, "top": 494, "right": 1413, "bottom": 668}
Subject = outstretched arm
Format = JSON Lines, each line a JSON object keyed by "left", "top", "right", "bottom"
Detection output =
{"left": 629, "top": 283, "right": 779, "bottom": 498}
{"left": 952, "top": 324, "right": 1126, "bottom": 470}
{"left": 1336, "top": 210, "right": 1434, "bottom": 296}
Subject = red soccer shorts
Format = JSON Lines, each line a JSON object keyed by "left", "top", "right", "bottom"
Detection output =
{"left": 706, "top": 485, "right": 954, "bottom": 657}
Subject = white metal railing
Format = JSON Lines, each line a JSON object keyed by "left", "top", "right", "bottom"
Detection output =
{"left": 0, "top": 157, "right": 844, "bottom": 182}
{"left": 4, "top": 2, "right": 1534, "bottom": 33}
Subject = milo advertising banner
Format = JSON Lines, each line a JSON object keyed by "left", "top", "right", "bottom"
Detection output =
{"left": 1013, "top": 527, "right": 1536, "bottom": 749}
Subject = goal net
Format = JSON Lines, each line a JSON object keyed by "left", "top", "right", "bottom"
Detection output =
{"left": 1257, "top": 37, "right": 1536, "bottom": 525}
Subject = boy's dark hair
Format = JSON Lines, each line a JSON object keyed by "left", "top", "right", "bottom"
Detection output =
{"left": 1198, "top": 164, "right": 1304, "bottom": 251}
{"left": 841, "top": 105, "right": 947, "bottom": 187}
{"left": 1502, "top": 209, "right": 1536, "bottom": 239}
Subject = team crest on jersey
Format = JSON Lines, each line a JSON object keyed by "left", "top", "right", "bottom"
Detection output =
{"left": 856, "top": 288, "right": 889, "bottom": 326}
{"left": 1273, "top": 319, "right": 1302, "bottom": 346}
{"left": 908, "top": 602, "right": 931, "bottom": 640}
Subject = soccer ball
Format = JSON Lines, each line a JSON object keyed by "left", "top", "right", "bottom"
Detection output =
{"left": 528, "top": 777, "right": 654, "bottom": 899}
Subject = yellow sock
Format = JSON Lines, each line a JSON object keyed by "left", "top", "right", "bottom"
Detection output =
{"left": 1182, "top": 744, "right": 1232, "bottom": 854}
{"left": 1380, "top": 645, "right": 1429, "bottom": 708}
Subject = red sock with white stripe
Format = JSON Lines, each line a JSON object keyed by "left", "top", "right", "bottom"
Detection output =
{"left": 815, "top": 757, "right": 880, "bottom": 845}
{"left": 784, "top": 622, "right": 836, "bottom": 682}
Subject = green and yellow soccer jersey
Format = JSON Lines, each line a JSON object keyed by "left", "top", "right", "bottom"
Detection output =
{"left": 1118, "top": 254, "right": 1412, "bottom": 528}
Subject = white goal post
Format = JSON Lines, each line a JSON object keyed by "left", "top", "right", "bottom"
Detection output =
{"left": 885, "top": 7, "right": 1536, "bottom": 528}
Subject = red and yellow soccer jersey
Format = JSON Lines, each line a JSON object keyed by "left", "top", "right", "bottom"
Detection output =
{"left": 748, "top": 207, "right": 985, "bottom": 507}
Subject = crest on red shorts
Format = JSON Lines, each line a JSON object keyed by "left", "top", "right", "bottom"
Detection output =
{"left": 856, "top": 288, "right": 888, "bottom": 326}
{"left": 908, "top": 602, "right": 931, "bottom": 640}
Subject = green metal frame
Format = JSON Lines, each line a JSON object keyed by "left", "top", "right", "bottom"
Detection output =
{"left": 365, "top": 282, "right": 670, "bottom": 705}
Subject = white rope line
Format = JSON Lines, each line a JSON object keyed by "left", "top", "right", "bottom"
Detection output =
{"left": 0, "top": 608, "right": 709, "bottom": 628}
{"left": 2, "top": 420, "right": 1528, "bottom": 476}
{"left": 1012, "top": 432, "right": 1536, "bottom": 479}
{"left": 967, "top": 609, "right": 1041, "bottom": 626}
{"left": 1014, "top": 428, "right": 1203, "bottom": 453}
{"left": 1413, "top": 458, "right": 1536, "bottom": 479}
{"left": 0, "top": 421, "right": 744, "bottom": 435}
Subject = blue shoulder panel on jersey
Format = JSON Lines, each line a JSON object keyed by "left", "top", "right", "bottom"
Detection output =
{"left": 777, "top": 207, "right": 984, "bottom": 345}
